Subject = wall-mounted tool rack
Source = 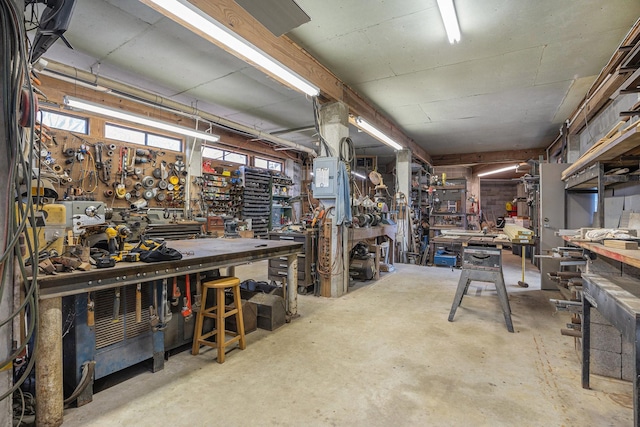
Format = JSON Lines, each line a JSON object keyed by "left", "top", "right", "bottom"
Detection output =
{"left": 240, "top": 166, "right": 272, "bottom": 238}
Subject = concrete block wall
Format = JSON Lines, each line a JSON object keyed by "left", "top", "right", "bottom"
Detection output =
{"left": 587, "top": 309, "right": 633, "bottom": 381}
{"left": 480, "top": 180, "right": 519, "bottom": 221}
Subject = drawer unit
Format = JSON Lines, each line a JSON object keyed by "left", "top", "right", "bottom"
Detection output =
{"left": 268, "top": 230, "right": 316, "bottom": 291}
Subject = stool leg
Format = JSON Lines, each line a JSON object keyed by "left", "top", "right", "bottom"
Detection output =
{"left": 233, "top": 285, "right": 246, "bottom": 350}
{"left": 216, "top": 287, "right": 225, "bottom": 363}
{"left": 192, "top": 285, "right": 208, "bottom": 355}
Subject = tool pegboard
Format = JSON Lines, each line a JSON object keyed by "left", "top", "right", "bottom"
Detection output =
{"left": 35, "top": 125, "right": 187, "bottom": 210}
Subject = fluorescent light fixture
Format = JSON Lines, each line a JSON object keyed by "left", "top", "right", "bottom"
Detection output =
{"left": 477, "top": 165, "right": 518, "bottom": 177}
{"left": 437, "top": 0, "right": 461, "bottom": 44}
{"left": 349, "top": 116, "right": 403, "bottom": 151}
{"left": 351, "top": 171, "right": 367, "bottom": 180}
{"left": 140, "top": 0, "right": 319, "bottom": 97}
{"left": 64, "top": 96, "right": 220, "bottom": 143}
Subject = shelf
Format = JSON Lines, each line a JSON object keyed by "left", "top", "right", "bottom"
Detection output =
{"left": 562, "top": 124, "right": 640, "bottom": 180}
{"left": 563, "top": 235, "right": 640, "bottom": 270}
{"left": 432, "top": 185, "right": 465, "bottom": 190}
{"left": 430, "top": 212, "right": 474, "bottom": 216}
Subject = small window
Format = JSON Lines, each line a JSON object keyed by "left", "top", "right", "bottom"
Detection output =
{"left": 225, "top": 152, "right": 247, "bottom": 165}
{"left": 255, "top": 157, "right": 282, "bottom": 171}
{"left": 105, "top": 123, "right": 182, "bottom": 151}
{"left": 202, "top": 146, "right": 224, "bottom": 160}
{"left": 40, "top": 110, "right": 88, "bottom": 134}
{"left": 105, "top": 124, "right": 145, "bottom": 145}
{"left": 202, "top": 146, "right": 247, "bottom": 165}
{"left": 148, "top": 133, "right": 181, "bottom": 151}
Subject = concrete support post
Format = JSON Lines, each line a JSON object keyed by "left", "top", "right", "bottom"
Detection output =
{"left": 396, "top": 149, "right": 412, "bottom": 259}
{"left": 318, "top": 101, "right": 349, "bottom": 297}
{"left": 36, "top": 297, "right": 63, "bottom": 427}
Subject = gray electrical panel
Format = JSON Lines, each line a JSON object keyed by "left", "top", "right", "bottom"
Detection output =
{"left": 313, "top": 157, "right": 339, "bottom": 198}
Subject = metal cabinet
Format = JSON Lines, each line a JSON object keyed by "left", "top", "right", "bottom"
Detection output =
{"left": 268, "top": 230, "right": 316, "bottom": 293}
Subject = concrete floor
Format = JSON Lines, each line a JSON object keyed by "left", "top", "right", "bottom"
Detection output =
{"left": 61, "top": 251, "right": 633, "bottom": 426}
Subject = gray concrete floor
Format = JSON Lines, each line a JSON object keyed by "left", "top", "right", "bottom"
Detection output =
{"left": 62, "top": 251, "right": 633, "bottom": 426}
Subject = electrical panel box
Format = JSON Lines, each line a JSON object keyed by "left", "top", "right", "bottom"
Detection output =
{"left": 313, "top": 157, "right": 339, "bottom": 199}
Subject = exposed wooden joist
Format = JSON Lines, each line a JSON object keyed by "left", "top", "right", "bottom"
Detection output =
{"left": 149, "top": 0, "right": 431, "bottom": 163}
{"left": 567, "top": 19, "right": 640, "bottom": 135}
{"left": 430, "top": 148, "right": 546, "bottom": 167}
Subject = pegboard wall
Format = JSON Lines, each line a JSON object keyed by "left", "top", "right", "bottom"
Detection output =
{"left": 36, "top": 124, "right": 187, "bottom": 210}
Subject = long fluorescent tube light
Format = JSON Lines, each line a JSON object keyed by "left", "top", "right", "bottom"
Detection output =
{"left": 477, "top": 165, "right": 517, "bottom": 177}
{"left": 140, "top": 0, "right": 319, "bottom": 97}
{"left": 350, "top": 116, "right": 403, "bottom": 151}
{"left": 437, "top": 0, "right": 461, "bottom": 44}
{"left": 351, "top": 171, "right": 367, "bottom": 180}
{"left": 64, "top": 96, "right": 220, "bottom": 143}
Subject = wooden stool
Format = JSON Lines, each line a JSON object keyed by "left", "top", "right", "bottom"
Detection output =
{"left": 192, "top": 277, "right": 246, "bottom": 363}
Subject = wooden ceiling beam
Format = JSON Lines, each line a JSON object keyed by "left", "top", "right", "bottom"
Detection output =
{"left": 431, "top": 148, "right": 546, "bottom": 166}
{"left": 153, "top": 0, "right": 431, "bottom": 163}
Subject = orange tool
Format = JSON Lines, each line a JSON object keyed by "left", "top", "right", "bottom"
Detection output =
{"left": 171, "top": 276, "right": 181, "bottom": 306}
{"left": 181, "top": 274, "right": 193, "bottom": 319}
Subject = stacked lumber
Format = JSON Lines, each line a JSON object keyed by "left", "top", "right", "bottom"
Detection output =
{"left": 503, "top": 224, "right": 534, "bottom": 244}
{"left": 561, "top": 119, "right": 640, "bottom": 180}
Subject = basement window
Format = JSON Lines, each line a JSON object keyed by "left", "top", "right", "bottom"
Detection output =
{"left": 39, "top": 110, "right": 88, "bottom": 134}
{"left": 254, "top": 157, "right": 282, "bottom": 172}
{"left": 202, "top": 146, "right": 247, "bottom": 165}
{"left": 105, "top": 124, "right": 182, "bottom": 152}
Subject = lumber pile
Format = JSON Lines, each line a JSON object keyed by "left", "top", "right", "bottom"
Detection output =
{"left": 561, "top": 119, "right": 640, "bottom": 180}
{"left": 503, "top": 224, "right": 534, "bottom": 244}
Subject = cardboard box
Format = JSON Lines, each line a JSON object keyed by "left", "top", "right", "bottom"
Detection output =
{"left": 239, "top": 230, "right": 255, "bottom": 238}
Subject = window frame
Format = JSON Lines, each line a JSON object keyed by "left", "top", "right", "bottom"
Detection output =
{"left": 39, "top": 109, "right": 89, "bottom": 134}
{"left": 104, "top": 123, "right": 183, "bottom": 152}
{"left": 201, "top": 146, "right": 248, "bottom": 165}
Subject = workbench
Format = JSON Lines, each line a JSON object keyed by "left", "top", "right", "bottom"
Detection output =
{"left": 35, "top": 237, "right": 303, "bottom": 426}
{"left": 581, "top": 273, "right": 640, "bottom": 426}
{"left": 348, "top": 224, "right": 396, "bottom": 279}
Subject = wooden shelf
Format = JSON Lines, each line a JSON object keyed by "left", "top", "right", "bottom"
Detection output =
{"left": 562, "top": 124, "right": 640, "bottom": 180}
{"left": 432, "top": 185, "right": 465, "bottom": 190}
{"left": 563, "top": 235, "right": 640, "bottom": 270}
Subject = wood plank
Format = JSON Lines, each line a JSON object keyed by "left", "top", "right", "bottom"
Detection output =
{"left": 431, "top": 148, "right": 545, "bottom": 166}
{"left": 562, "top": 126, "right": 640, "bottom": 180}
{"left": 604, "top": 239, "right": 638, "bottom": 250}
{"left": 563, "top": 236, "right": 640, "bottom": 270}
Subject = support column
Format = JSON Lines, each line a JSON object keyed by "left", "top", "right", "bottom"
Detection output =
{"left": 396, "top": 149, "right": 412, "bottom": 260}
{"left": 318, "top": 101, "right": 349, "bottom": 297}
{"left": 185, "top": 137, "right": 202, "bottom": 217}
{"left": 36, "top": 297, "right": 63, "bottom": 427}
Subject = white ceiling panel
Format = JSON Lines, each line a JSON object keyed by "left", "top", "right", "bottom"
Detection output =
{"left": 34, "top": 0, "right": 640, "bottom": 162}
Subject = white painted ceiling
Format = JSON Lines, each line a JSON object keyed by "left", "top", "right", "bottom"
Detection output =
{"left": 37, "top": 0, "right": 640, "bottom": 164}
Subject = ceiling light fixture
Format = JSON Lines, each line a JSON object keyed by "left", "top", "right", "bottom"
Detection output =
{"left": 351, "top": 171, "right": 367, "bottom": 180}
{"left": 349, "top": 116, "right": 403, "bottom": 151}
{"left": 139, "top": 0, "right": 319, "bottom": 97}
{"left": 64, "top": 96, "right": 221, "bottom": 143}
{"left": 477, "top": 165, "right": 518, "bottom": 177}
{"left": 436, "top": 0, "right": 461, "bottom": 44}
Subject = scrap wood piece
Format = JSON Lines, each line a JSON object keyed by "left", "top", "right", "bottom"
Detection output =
{"left": 603, "top": 239, "right": 639, "bottom": 250}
